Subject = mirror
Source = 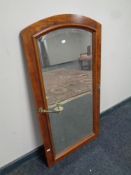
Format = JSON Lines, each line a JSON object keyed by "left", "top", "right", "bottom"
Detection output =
{"left": 21, "top": 14, "right": 101, "bottom": 167}
{"left": 38, "top": 28, "right": 93, "bottom": 155}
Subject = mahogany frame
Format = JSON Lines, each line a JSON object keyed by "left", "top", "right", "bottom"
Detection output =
{"left": 21, "top": 14, "right": 101, "bottom": 167}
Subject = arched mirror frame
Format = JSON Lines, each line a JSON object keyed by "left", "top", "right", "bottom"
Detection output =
{"left": 21, "top": 14, "right": 101, "bottom": 167}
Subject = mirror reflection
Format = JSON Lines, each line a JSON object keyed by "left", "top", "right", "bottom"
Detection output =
{"left": 38, "top": 28, "right": 92, "bottom": 107}
{"left": 38, "top": 28, "right": 93, "bottom": 155}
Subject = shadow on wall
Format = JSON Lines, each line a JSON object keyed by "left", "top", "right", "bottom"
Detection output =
{"left": 19, "top": 35, "right": 43, "bottom": 147}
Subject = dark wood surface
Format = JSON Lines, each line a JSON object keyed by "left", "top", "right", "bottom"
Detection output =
{"left": 21, "top": 14, "right": 101, "bottom": 167}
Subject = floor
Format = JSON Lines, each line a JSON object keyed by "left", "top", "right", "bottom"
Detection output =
{"left": 3, "top": 98, "right": 131, "bottom": 175}
{"left": 43, "top": 68, "right": 92, "bottom": 106}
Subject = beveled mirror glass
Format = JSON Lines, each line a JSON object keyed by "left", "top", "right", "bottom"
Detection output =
{"left": 38, "top": 28, "right": 93, "bottom": 155}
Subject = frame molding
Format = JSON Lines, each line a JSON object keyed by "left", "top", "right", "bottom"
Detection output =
{"left": 21, "top": 14, "right": 101, "bottom": 167}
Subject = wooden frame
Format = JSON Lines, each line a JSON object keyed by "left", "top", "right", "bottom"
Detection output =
{"left": 21, "top": 14, "right": 101, "bottom": 167}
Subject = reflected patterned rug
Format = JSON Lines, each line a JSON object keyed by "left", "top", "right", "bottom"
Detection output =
{"left": 43, "top": 69, "right": 92, "bottom": 106}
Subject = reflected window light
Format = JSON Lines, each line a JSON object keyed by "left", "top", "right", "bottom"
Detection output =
{"left": 61, "top": 39, "right": 66, "bottom": 44}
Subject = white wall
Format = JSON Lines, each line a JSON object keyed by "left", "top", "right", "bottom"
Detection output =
{"left": 43, "top": 29, "right": 91, "bottom": 65}
{"left": 0, "top": 0, "right": 131, "bottom": 167}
